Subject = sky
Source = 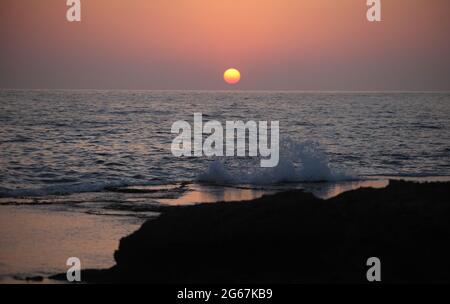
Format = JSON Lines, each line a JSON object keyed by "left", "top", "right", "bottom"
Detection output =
{"left": 0, "top": 0, "right": 449, "bottom": 91}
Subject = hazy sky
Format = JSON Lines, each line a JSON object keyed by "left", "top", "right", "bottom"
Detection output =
{"left": 1, "top": 0, "right": 449, "bottom": 90}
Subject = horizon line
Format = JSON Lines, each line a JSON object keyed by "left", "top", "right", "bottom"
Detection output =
{"left": 1, "top": 88, "right": 450, "bottom": 94}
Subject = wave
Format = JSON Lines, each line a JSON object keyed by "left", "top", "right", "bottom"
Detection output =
{"left": 197, "top": 139, "right": 357, "bottom": 184}
{"left": 0, "top": 139, "right": 356, "bottom": 198}
{"left": 0, "top": 180, "right": 146, "bottom": 198}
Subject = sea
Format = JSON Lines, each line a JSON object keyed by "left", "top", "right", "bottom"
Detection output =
{"left": 0, "top": 90, "right": 449, "bottom": 282}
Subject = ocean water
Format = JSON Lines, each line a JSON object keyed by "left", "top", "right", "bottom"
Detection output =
{"left": 1, "top": 90, "right": 449, "bottom": 281}
{"left": 0, "top": 90, "right": 449, "bottom": 197}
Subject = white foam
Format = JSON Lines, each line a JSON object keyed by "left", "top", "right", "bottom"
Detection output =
{"left": 197, "top": 139, "right": 357, "bottom": 184}
{"left": 0, "top": 180, "right": 144, "bottom": 198}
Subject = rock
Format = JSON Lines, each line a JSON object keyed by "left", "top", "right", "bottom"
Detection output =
{"left": 54, "top": 180, "right": 450, "bottom": 283}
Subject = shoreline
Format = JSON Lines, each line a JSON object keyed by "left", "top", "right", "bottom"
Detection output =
{"left": 51, "top": 179, "right": 450, "bottom": 283}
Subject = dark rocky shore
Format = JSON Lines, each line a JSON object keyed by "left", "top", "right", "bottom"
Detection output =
{"left": 52, "top": 180, "right": 450, "bottom": 283}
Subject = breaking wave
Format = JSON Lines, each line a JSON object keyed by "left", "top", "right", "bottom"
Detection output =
{"left": 197, "top": 139, "right": 357, "bottom": 184}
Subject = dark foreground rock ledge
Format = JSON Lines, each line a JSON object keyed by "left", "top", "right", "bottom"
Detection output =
{"left": 52, "top": 180, "right": 450, "bottom": 283}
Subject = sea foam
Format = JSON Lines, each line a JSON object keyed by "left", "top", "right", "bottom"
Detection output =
{"left": 197, "top": 139, "right": 356, "bottom": 184}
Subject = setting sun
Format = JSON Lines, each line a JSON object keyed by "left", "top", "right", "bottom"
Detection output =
{"left": 224, "top": 68, "right": 241, "bottom": 85}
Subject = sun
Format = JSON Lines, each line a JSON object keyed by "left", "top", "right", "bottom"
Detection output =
{"left": 224, "top": 68, "right": 241, "bottom": 85}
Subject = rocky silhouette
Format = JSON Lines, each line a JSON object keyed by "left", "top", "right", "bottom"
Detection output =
{"left": 51, "top": 180, "right": 450, "bottom": 283}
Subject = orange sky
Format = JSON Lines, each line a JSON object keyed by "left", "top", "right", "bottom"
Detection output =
{"left": 1, "top": 0, "right": 449, "bottom": 90}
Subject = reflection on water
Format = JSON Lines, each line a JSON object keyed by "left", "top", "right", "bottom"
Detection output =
{"left": 158, "top": 179, "right": 391, "bottom": 205}
{"left": 0, "top": 205, "right": 144, "bottom": 284}
{"left": 303, "top": 180, "right": 389, "bottom": 200}
{"left": 159, "top": 184, "right": 271, "bottom": 205}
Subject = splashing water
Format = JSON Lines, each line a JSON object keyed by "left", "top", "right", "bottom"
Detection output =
{"left": 1, "top": 90, "right": 449, "bottom": 197}
{"left": 197, "top": 139, "right": 355, "bottom": 184}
